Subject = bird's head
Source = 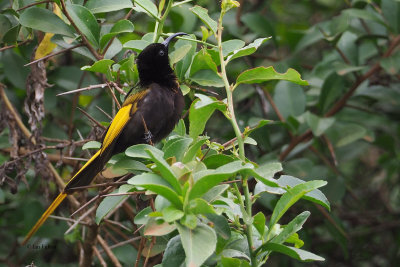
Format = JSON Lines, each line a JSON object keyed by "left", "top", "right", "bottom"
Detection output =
{"left": 137, "top": 32, "right": 188, "bottom": 87}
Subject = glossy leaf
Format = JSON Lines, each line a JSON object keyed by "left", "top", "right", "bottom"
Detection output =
{"left": 133, "top": 0, "right": 158, "bottom": 20}
{"left": 100, "top": 20, "right": 134, "bottom": 48}
{"left": 227, "top": 37, "right": 271, "bottom": 62}
{"left": 190, "top": 5, "right": 218, "bottom": 34}
{"left": 66, "top": 3, "right": 100, "bottom": 47}
{"left": 19, "top": 7, "right": 74, "bottom": 37}
{"left": 86, "top": 0, "right": 133, "bottom": 13}
{"left": 258, "top": 243, "right": 324, "bottom": 262}
{"left": 236, "top": 66, "right": 308, "bottom": 86}
{"left": 81, "top": 59, "right": 114, "bottom": 74}
{"left": 176, "top": 222, "right": 217, "bottom": 267}
{"left": 128, "top": 173, "right": 183, "bottom": 209}
{"left": 271, "top": 211, "right": 310, "bottom": 245}
{"left": 269, "top": 180, "right": 327, "bottom": 228}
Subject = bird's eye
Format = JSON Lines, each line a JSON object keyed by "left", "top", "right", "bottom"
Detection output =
{"left": 158, "top": 50, "right": 165, "bottom": 56}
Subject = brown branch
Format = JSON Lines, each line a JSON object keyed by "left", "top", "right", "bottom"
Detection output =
{"left": 93, "top": 247, "right": 107, "bottom": 267}
{"left": 97, "top": 236, "right": 122, "bottom": 267}
{"left": 16, "top": 0, "right": 53, "bottom": 11}
{"left": 0, "top": 84, "right": 80, "bottom": 207}
{"left": 24, "top": 43, "right": 84, "bottom": 66}
{"left": 106, "top": 82, "right": 121, "bottom": 109}
{"left": 0, "top": 39, "right": 31, "bottom": 52}
{"left": 81, "top": 224, "right": 98, "bottom": 267}
{"left": 77, "top": 107, "right": 107, "bottom": 130}
{"left": 59, "top": 0, "right": 102, "bottom": 61}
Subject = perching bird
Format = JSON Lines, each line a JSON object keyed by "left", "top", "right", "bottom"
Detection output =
{"left": 22, "top": 32, "right": 187, "bottom": 245}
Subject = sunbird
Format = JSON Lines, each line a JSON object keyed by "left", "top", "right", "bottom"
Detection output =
{"left": 22, "top": 32, "right": 187, "bottom": 245}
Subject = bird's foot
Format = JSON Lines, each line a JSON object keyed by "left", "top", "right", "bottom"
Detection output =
{"left": 144, "top": 131, "right": 153, "bottom": 145}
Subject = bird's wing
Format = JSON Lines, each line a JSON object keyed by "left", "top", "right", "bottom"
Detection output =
{"left": 100, "top": 89, "right": 149, "bottom": 155}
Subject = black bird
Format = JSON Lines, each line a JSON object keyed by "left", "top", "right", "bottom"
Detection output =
{"left": 22, "top": 32, "right": 187, "bottom": 245}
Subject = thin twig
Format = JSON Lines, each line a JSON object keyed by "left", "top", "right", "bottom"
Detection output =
{"left": 24, "top": 44, "right": 84, "bottom": 67}
{"left": 97, "top": 236, "right": 122, "bottom": 267}
{"left": 106, "top": 82, "right": 121, "bottom": 109}
{"left": 48, "top": 215, "right": 91, "bottom": 226}
{"left": 16, "top": 0, "right": 52, "bottom": 11}
{"left": 96, "top": 105, "right": 113, "bottom": 120}
{"left": 93, "top": 246, "right": 108, "bottom": 267}
{"left": 101, "top": 192, "right": 145, "bottom": 197}
{"left": 108, "top": 236, "right": 141, "bottom": 250}
{"left": 65, "top": 206, "right": 96, "bottom": 234}
{"left": 77, "top": 107, "right": 107, "bottom": 130}
{"left": 70, "top": 195, "right": 100, "bottom": 217}
{"left": 0, "top": 39, "right": 31, "bottom": 52}
{"left": 56, "top": 83, "right": 108, "bottom": 96}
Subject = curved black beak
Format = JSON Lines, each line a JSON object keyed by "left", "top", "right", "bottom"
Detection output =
{"left": 162, "top": 32, "right": 188, "bottom": 48}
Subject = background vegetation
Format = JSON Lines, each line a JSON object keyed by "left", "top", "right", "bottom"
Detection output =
{"left": 0, "top": 0, "right": 399, "bottom": 266}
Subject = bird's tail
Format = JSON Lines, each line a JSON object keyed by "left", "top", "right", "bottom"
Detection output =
{"left": 22, "top": 150, "right": 106, "bottom": 245}
{"left": 21, "top": 192, "right": 67, "bottom": 245}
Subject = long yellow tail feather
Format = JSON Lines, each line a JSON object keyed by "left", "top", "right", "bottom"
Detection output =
{"left": 22, "top": 192, "right": 67, "bottom": 245}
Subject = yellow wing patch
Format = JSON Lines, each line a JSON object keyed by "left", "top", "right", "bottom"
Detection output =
{"left": 101, "top": 104, "right": 132, "bottom": 154}
{"left": 122, "top": 89, "right": 148, "bottom": 107}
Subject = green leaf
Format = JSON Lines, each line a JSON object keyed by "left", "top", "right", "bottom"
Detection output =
{"left": 236, "top": 66, "right": 308, "bottom": 86}
{"left": 86, "top": 0, "right": 133, "bottom": 13}
{"left": 241, "top": 13, "right": 275, "bottom": 38}
{"left": 176, "top": 222, "right": 217, "bottom": 267}
{"left": 145, "top": 149, "right": 182, "bottom": 194}
{"left": 19, "top": 7, "right": 74, "bottom": 37}
{"left": 82, "top": 140, "right": 101, "bottom": 150}
{"left": 163, "top": 136, "right": 193, "bottom": 162}
{"left": 162, "top": 236, "right": 186, "bottom": 266}
{"left": 66, "top": 3, "right": 100, "bottom": 47}
{"left": 134, "top": 206, "right": 152, "bottom": 224}
{"left": 253, "top": 212, "right": 266, "bottom": 237}
{"left": 128, "top": 173, "right": 183, "bottom": 209}
{"left": 182, "top": 136, "right": 209, "bottom": 163}
{"left": 191, "top": 70, "right": 224, "bottom": 87}
{"left": 181, "top": 213, "right": 198, "bottom": 229}
{"left": 381, "top": 0, "right": 400, "bottom": 33}
{"left": 273, "top": 81, "right": 306, "bottom": 119}
{"left": 189, "top": 94, "right": 226, "bottom": 139}
{"left": 258, "top": 243, "right": 324, "bottom": 262}
{"left": 189, "top": 161, "right": 255, "bottom": 200}
{"left": 169, "top": 44, "right": 192, "bottom": 65}
{"left": 305, "top": 112, "right": 336, "bottom": 137}
{"left": 227, "top": 37, "right": 271, "bottom": 62}
{"left": 81, "top": 59, "right": 114, "bottom": 74}
{"left": 144, "top": 217, "right": 177, "bottom": 236}
{"left": 189, "top": 198, "right": 216, "bottom": 214}
{"left": 162, "top": 206, "right": 184, "bottom": 223}
{"left": 0, "top": 15, "right": 12, "bottom": 42}
{"left": 100, "top": 20, "right": 134, "bottom": 48}
{"left": 202, "top": 184, "right": 230, "bottom": 203}
{"left": 220, "top": 257, "right": 251, "bottom": 267}
{"left": 190, "top": 5, "right": 218, "bottom": 35}
{"left": 203, "top": 154, "right": 236, "bottom": 169}
{"left": 111, "top": 158, "right": 150, "bottom": 175}
{"left": 190, "top": 49, "right": 219, "bottom": 75}
{"left": 133, "top": 0, "right": 158, "bottom": 20}
{"left": 269, "top": 180, "right": 327, "bottom": 229}
{"left": 327, "top": 123, "right": 367, "bottom": 147}
{"left": 381, "top": 51, "right": 400, "bottom": 75}
{"left": 205, "top": 214, "right": 231, "bottom": 240}
{"left": 123, "top": 39, "right": 151, "bottom": 52}
{"left": 277, "top": 176, "right": 330, "bottom": 211}
{"left": 95, "top": 185, "right": 131, "bottom": 224}
{"left": 271, "top": 211, "right": 310, "bottom": 245}
{"left": 220, "top": 39, "right": 245, "bottom": 57}
{"left": 125, "top": 144, "right": 161, "bottom": 159}
{"left": 343, "top": 8, "right": 386, "bottom": 26}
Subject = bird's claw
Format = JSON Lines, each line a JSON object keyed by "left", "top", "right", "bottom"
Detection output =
{"left": 144, "top": 131, "right": 153, "bottom": 144}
